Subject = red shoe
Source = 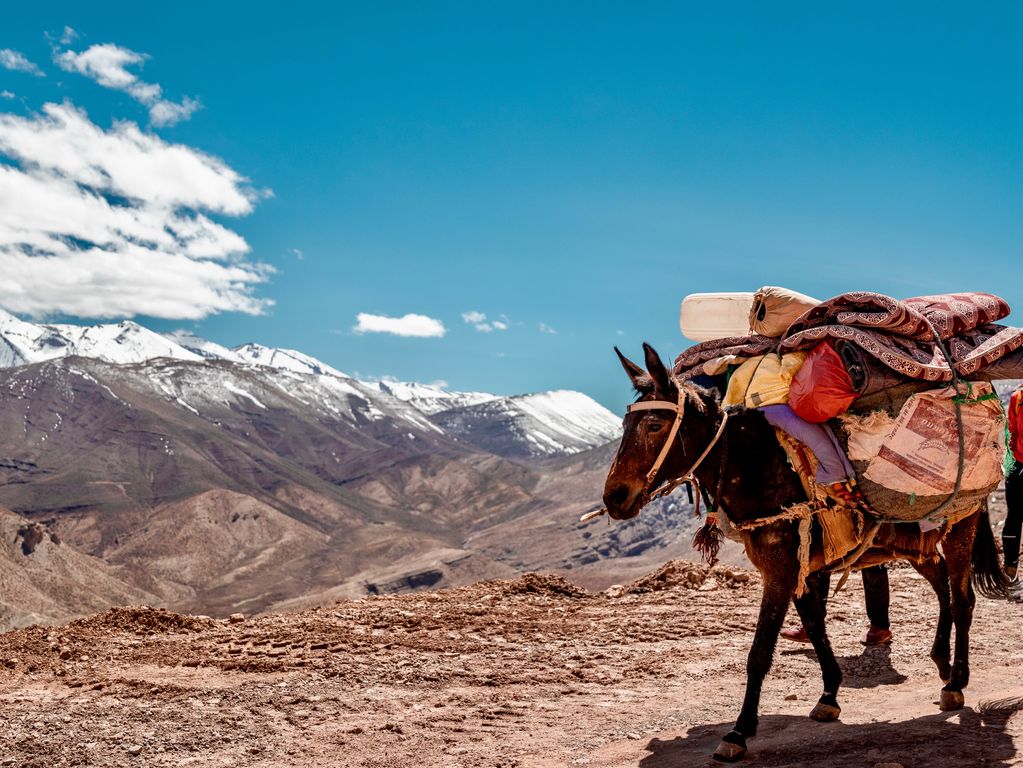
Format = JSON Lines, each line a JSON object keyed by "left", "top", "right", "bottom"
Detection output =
{"left": 827, "top": 479, "right": 871, "bottom": 513}
{"left": 780, "top": 626, "right": 812, "bottom": 644}
{"left": 862, "top": 626, "right": 893, "bottom": 646}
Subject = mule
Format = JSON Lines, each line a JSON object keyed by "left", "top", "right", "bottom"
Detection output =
{"left": 602, "top": 343, "right": 1010, "bottom": 762}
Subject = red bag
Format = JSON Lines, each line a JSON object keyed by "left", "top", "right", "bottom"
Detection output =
{"left": 788, "top": 342, "right": 857, "bottom": 423}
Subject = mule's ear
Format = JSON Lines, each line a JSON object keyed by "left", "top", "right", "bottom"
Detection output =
{"left": 643, "top": 342, "right": 673, "bottom": 394}
{"left": 614, "top": 347, "right": 647, "bottom": 388}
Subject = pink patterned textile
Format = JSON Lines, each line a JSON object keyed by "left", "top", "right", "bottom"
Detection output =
{"left": 674, "top": 292, "right": 1023, "bottom": 383}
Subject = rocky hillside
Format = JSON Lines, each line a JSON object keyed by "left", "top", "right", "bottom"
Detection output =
{"left": 0, "top": 314, "right": 719, "bottom": 629}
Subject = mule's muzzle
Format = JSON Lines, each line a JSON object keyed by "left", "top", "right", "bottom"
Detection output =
{"left": 603, "top": 484, "right": 641, "bottom": 520}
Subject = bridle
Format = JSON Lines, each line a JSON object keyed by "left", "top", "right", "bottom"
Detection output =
{"left": 626, "top": 380, "right": 730, "bottom": 505}
{"left": 581, "top": 380, "right": 730, "bottom": 523}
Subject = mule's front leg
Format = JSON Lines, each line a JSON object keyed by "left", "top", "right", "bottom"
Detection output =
{"left": 714, "top": 571, "right": 794, "bottom": 762}
{"left": 793, "top": 573, "right": 842, "bottom": 722}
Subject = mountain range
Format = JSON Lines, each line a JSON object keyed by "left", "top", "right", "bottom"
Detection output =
{"left": 0, "top": 312, "right": 719, "bottom": 629}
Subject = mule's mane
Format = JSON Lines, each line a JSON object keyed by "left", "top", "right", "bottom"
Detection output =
{"left": 630, "top": 377, "right": 712, "bottom": 416}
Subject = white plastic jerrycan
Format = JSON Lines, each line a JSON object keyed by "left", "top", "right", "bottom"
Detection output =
{"left": 679, "top": 292, "right": 755, "bottom": 342}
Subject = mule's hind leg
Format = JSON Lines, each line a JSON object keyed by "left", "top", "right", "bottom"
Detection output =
{"left": 911, "top": 556, "right": 952, "bottom": 683}
{"left": 713, "top": 563, "right": 795, "bottom": 762}
{"left": 940, "top": 517, "right": 979, "bottom": 711}
{"left": 793, "top": 574, "right": 842, "bottom": 722}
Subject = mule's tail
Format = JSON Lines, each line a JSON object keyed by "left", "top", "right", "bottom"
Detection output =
{"left": 972, "top": 506, "right": 1013, "bottom": 599}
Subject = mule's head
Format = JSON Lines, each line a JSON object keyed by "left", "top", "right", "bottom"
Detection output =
{"left": 603, "top": 343, "right": 683, "bottom": 520}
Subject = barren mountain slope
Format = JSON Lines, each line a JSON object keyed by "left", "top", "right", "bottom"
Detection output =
{"left": 1, "top": 562, "right": 1021, "bottom": 767}
{"left": 0, "top": 508, "right": 155, "bottom": 631}
{"left": 0, "top": 357, "right": 692, "bottom": 623}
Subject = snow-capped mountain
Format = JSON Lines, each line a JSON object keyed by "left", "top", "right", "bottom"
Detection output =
{"left": 0, "top": 310, "right": 201, "bottom": 368}
{"left": 373, "top": 379, "right": 498, "bottom": 415}
{"left": 0, "top": 312, "right": 621, "bottom": 458}
{"left": 162, "top": 330, "right": 245, "bottom": 363}
{"left": 432, "top": 390, "right": 623, "bottom": 458}
{"left": 232, "top": 343, "right": 349, "bottom": 378}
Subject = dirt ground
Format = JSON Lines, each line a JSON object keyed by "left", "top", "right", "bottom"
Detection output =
{"left": 1, "top": 561, "right": 1022, "bottom": 768}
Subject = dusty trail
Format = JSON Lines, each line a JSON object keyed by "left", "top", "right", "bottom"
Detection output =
{"left": 1, "top": 562, "right": 1022, "bottom": 767}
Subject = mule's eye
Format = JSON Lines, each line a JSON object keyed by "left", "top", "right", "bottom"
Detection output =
{"left": 647, "top": 420, "right": 665, "bottom": 433}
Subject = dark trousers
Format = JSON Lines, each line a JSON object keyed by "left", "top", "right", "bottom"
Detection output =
{"left": 1003, "top": 464, "right": 1023, "bottom": 567}
{"left": 804, "top": 564, "right": 890, "bottom": 630}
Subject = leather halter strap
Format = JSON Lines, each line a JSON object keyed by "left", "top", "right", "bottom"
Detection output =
{"left": 626, "top": 383, "right": 730, "bottom": 501}
{"left": 627, "top": 387, "right": 687, "bottom": 487}
{"left": 580, "top": 383, "right": 729, "bottom": 524}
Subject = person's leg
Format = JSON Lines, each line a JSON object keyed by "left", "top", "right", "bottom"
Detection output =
{"left": 862, "top": 565, "right": 890, "bottom": 630}
{"left": 1002, "top": 465, "right": 1023, "bottom": 572}
{"left": 759, "top": 405, "right": 853, "bottom": 484}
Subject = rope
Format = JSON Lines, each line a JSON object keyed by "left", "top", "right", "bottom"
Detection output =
{"left": 919, "top": 316, "right": 968, "bottom": 525}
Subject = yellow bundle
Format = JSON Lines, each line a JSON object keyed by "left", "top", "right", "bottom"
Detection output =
{"left": 723, "top": 352, "right": 808, "bottom": 409}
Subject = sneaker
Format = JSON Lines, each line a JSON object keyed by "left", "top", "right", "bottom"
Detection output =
{"left": 862, "top": 626, "right": 893, "bottom": 646}
{"left": 780, "top": 626, "right": 812, "bottom": 644}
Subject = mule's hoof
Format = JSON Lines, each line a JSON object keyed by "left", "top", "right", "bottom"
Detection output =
{"left": 713, "top": 731, "right": 747, "bottom": 763}
{"left": 712, "top": 740, "right": 747, "bottom": 762}
{"left": 809, "top": 702, "right": 841, "bottom": 722}
{"left": 939, "top": 689, "right": 965, "bottom": 711}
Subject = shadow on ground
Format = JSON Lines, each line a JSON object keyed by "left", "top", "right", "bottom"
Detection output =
{"left": 638, "top": 697, "right": 1023, "bottom": 767}
{"left": 781, "top": 642, "right": 911, "bottom": 689}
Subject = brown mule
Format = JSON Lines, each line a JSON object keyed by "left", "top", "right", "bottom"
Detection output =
{"left": 602, "top": 344, "right": 1011, "bottom": 762}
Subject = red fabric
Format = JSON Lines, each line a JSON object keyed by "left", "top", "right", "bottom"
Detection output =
{"left": 788, "top": 342, "right": 858, "bottom": 423}
{"left": 1010, "top": 390, "right": 1023, "bottom": 463}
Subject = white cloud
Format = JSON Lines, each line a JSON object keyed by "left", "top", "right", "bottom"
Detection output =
{"left": 539, "top": 323, "right": 557, "bottom": 335}
{"left": 288, "top": 247, "right": 304, "bottom": 260}
{"left": 0, "top": 91, "right": 13, "bottom": 100}
{"left": 60, "top": 27, "right": 78, "bottom": 46}
{"left": 56, "top": 43, "right": 200, "bottom": 127}
{"left": 0, "top": 102, "right": 270, "bottom": 319}
{"left": 0, "top": 49, "right": 44, "bottom": 76}
{"left": 462, "top": 310, "right": 508, "bottom": 333}
{"left": 353, "top": 313, "right": 446, "bottom": 338}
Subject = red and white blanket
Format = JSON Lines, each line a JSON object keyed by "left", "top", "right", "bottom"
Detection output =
{"left": 674, "top": 292, "right": 1023, "bottom": 382}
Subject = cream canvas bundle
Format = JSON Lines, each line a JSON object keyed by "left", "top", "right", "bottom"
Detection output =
{"left": 748, "top": 286, "right": 821, "bottom": 338}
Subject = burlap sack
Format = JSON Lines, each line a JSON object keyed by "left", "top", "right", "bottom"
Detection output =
{"left": 837, "top": 382, "right": 1005, "bottom": 521}
{"left": 749, "top": 286, "right": 821, "bottom": 338}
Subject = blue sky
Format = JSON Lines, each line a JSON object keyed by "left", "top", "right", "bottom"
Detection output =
{"left": 2, "top": 4, "right": 1022, "bottom": 411}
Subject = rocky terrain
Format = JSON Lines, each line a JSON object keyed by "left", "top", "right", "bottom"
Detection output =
{"left": 1, "top": 561, "right": 1022, "bottom": 767}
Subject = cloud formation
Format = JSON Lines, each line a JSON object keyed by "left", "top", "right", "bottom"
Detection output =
{"left": 462, "top": 310, "right": 508, "bottom": 333}
{"left": 0, "top": 49, "right": 44, "bottom": 76}
{"left": 0, "top": 102, "right": 270, "bottom": 319}
{"left": 354, "top": 313, "right": 446, "bottom": 338}
{"left": 56, "top": 43, "right": 200, "bottom": 127}
{"left": 539, "top": 323, "right": 557, "bottom": 335}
